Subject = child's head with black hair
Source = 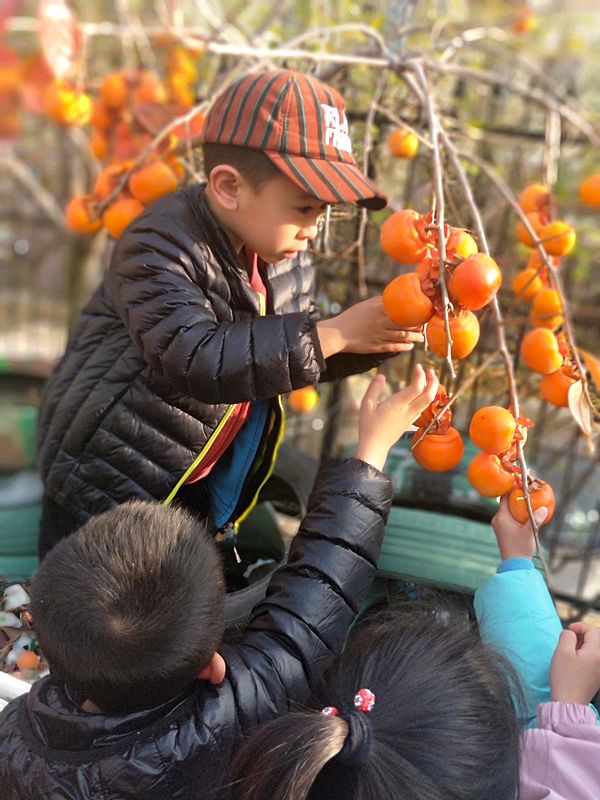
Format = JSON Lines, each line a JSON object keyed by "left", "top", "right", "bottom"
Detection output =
{"left": 230, "top": 606, "right": 524, "bottom": 800}
{"left": 31, "top": 500, "right": 225, "bottom": 713}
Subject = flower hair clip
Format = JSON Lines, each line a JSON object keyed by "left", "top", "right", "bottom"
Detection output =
{"left": 321, "top": 688, "right": 375, "bottom": 717}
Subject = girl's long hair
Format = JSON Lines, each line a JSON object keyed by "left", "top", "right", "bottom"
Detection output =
{"left": 229, "top": 605, "right": 524, "bottom": 800}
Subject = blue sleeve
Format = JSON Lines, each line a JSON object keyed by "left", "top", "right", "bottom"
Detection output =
{"left": 474, "top": 567, "right": 562, "bottom": 728}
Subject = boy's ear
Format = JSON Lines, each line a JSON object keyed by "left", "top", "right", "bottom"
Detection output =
{"left": 196, "top": 652, "right": 226, "bottom": 685}
{"left": 207, "top": 165, "right": 243, "bottom": 210}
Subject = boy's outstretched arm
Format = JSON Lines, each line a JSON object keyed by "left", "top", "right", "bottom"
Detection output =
{"left": 105, "top": 204, "right": 419, "bottom": 404}
{"left": 474, "top": 496, "right": 562, "bottom": 727}
{"left": 218, "top": 367, "right": 438, "bottom": 732}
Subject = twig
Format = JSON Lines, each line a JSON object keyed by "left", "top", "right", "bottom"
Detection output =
{"left": 1, "top": 148, "right": 68, "bottom": 231}
{"left": 406, "top": 61, "right": 455, "bottom": 378}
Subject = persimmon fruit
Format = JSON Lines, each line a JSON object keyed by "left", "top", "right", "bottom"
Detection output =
{"left": 288, "top": 386, "right": 319, "bottom": 413}
{"left": 383, "top": 272, "right": 434, "bottom": 327}
{"left": 467, "top": 453, "right": 515, "bottom": 497}
{"left": 412, "top": 427, "right": 464, "bottom": 472}
{"left": 539, "top": 220, "right": 576, "bottom": 256}
{"left": 512, "top": 267, "right": 544, "bottom": 301}
{"left": 380, "top": 210, "right": 429, "bottom": 264}
{"left": 387, "top": 127, "right": 419, "bottom": 159}
{"left": 469, "top": 406, "right": 517, "bottom": 455}
{"left": 65, "top": 195, "right": 102, "bottom": 235}
{"left": 447, "top": 253, "right": 502, "bottom": 310}
{"left": 508, "top": 481, "right": 555, "bottom": 525}
{"left": 540, "top": 368, "right": 576, "bottom": 407}
{"left": 426, "top": 309, "right": 480, "bottom": 359}
{"left": 129, "top": 161, "right": 178, "bottom": 204}
{"left": 103, "top": 198, "right": 145, "bottom": 239}
{"left": 520, "top": 328, "right": 563, "bottom": 374}
{"left": 579, "top": 173, "right": 600, "bottom": 207}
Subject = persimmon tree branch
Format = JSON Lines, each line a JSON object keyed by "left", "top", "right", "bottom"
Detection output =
{"left": 406, "top": 61, "right": 455, "bottom": 377}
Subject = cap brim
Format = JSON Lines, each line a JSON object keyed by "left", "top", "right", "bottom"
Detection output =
{"left": 266, "top": 152, "right": 387, "bottom": 211}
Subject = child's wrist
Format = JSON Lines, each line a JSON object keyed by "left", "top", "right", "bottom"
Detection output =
{"left": 316, "top": 319, "right": 346, "bottom": 358}
{"left": 355, "top": 440, "right": 389, "bottom": 472}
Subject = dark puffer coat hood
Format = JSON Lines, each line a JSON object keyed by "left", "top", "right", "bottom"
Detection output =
{"left": 37, "top": 183, "right": 384, "bottom": 523}
{"left": 0, "top": 458, "right": 393, "bottom": 799}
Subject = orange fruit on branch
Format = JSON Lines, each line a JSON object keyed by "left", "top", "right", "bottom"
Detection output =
{"left": 520, "top": 328, "right": 563, "bottom": 374}
{"left": 100, "top": 72, "right": 129, "bottom": 109}
{"left": 578, "top": 173, "right": 600, "bottom": 207}
{"left": 412, "top": 427, "right": 464, "bottom": 472}
{"left": 44, "top": 82, "right": 91, "bottom": 126}
{"left": 65, "top": 195, "right": 103, "bottom": 235}
{"left": 518, "top": 184, "right": 550, "bottom": 214}
{"left": 447, "top": 253, "right": 502, "bottom": 311}
{"left": 103, "top": 198, "right": 145, "bottom": 239}
{"left": 508, "top": 480, "right": 555, "bottom": 525}
{"left": 387, "top": 127, "right": 419, "bottom": 159}
{"left": 129, "top": 161, "right": 178, "bottom": 204}
{"left": 512, "top": 267, "right": 544, "bottom": 301}
{"left": 528, "top": 250, "right": 560, "bottom": 271}
{"left": 380, "top": 209, "right": 429, "bottom": 264}
{"left": 426, "top": 309, "right": 480, "bottom": 359}
{"left": 532, "top": 287, "right": 562, "bottom": 321}
{"left": 383, "top": 272, "right": 434, "bottom": 327}
{"left": 467, "top": 453, "right": 515, "bottom": 497}
{"left": 93, "top": 162, "right": 131, "bottom": 200}
{"left": 134, "top": 71, "right": 167, "bottom": 104}
{"left": 469, "top": 406, "right": 517, "bottom": 455}
{"left": 538, "top": 220, "right": 576, "bottom": 256}
{"left": 446, "top": 227, "right": 478, "bottom": 260}
{"left": 540, "top": 368, "right": 576, "bottom": 407}
{"left": 516, "top": 211, "right": 545, "bottom": 248}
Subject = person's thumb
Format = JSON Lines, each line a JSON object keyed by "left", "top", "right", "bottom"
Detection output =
{"left": 555, "top": 629, "right": 578, "bottom": 656}
{"left": 360, "top": 373, "right": 386, "bottom": 414}
{"left": 533, "top": 506, "right": 549, "bottom": 525}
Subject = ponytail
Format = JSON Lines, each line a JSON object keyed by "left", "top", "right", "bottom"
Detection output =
{"left": 229, "top": 711, "right": 348, "bottom": 800}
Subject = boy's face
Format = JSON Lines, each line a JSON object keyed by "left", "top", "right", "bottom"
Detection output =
{"left": 233, "top": 174, "right": 329, "bottom": 264}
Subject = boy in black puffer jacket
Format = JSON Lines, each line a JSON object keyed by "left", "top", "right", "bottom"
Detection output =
{"left": 0, "top": 367, "right": 438, "bottom": 800}
{"left": 37, "top": 68, "right": 423, "bottom": 558}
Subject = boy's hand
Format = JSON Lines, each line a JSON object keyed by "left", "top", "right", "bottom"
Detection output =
{"left": 491, "top": 494, "right": 548, "bottom": 560}
{"left": 355, "top": 365, "right": 439, "bottom": 472}
{"left": 550, "top": 622, "right": 600, "bottom": 705}
{"left": 316, "top": 296, "right": 424, "bottom": 359}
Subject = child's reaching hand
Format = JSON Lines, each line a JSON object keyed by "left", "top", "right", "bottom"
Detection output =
{"left": 491, "top": 494, "right": 549, "bottom": 560}
{"left": 355, "top": 365, "right": 438, "bottom": 472}
{"left": 550, "top": 622, "right": 600, "bottom": 706}
{"left": 316, "top": 296, "right": 425, "bottom": 357}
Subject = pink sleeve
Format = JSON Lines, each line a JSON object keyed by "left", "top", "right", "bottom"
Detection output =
{"left": 520, "top": 702, "right": 600, "bottom": 800}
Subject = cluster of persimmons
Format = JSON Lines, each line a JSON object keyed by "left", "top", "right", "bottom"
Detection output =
{"left": 376, "top": 183, "right": 579, "bottom": 522}
{"left": 45, "top": 44, "right": 204, "bottom": 239}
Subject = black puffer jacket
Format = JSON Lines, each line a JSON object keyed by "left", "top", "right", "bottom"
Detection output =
{"left": 0, "top": 458, "right": 393, "bottom": 800}
{"left": 37, "top": 184, "right": 384, "bottom": 524}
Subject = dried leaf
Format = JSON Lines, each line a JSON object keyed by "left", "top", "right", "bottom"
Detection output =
{"left": 37, "top": 0, "right": 82, "bottom": 79}
{"left": 567, "top": 380, "right": 596, "bottom": 453}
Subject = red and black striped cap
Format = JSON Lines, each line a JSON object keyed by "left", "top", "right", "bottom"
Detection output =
{"left": 201, "top": 69, "right": 387, "bottom": 210}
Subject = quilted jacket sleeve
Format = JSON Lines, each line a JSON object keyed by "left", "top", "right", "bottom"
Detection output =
{"left": 104, "top": 204, "right": 326, "bottom": 404}
{"left": 220, "top": 457, "right": 393, "bottom": 734}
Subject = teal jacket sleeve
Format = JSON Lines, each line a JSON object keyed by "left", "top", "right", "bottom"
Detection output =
{"left": 474, "top": 565, "right": 562, "bottom": 728}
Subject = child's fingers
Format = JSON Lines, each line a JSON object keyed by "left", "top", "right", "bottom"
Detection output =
{"left": 554, "top": 628, "right": 578, "bottom": 656}
{"left": 533, "top": 506, "right": 549, "bottom": 525}
{"left": 360, "top": 373, "right": 386, "bottom": 414}
{"left": 401, "top": 364, "right": 427, "bottom": 401}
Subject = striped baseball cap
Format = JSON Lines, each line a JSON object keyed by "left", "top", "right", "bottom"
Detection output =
{"left": 201, "top": 69, "right": 387, "bottom": 210}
